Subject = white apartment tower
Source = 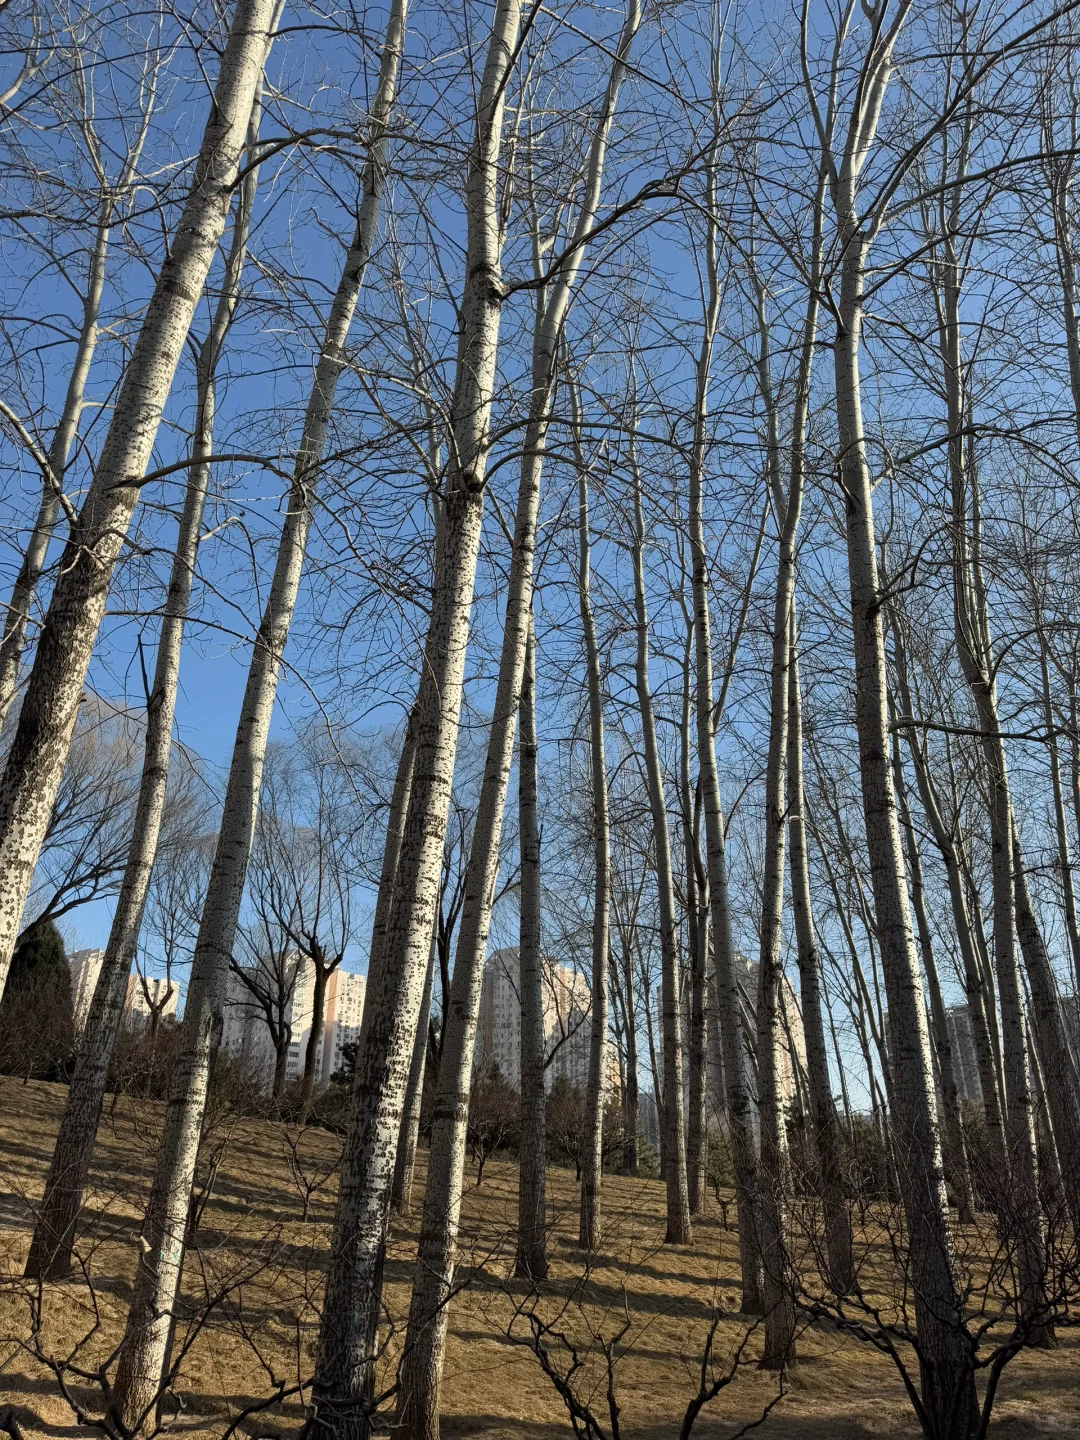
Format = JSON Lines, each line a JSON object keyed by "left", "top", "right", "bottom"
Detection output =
{"left": 474, "top": 947, "right": 600, "bottom": 1095}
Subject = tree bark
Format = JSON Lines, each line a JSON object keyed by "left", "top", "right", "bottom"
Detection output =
{"left": 516, "top": 613, "right": 547, "bottom": 1276}
{"left": 679, "top": 626, "right": 708, "bottom": 1215}
{"left": 0, "top": 199, "right": 111, "bottom": 733}
{"left": 889, "top": 720, "right": 975, "bottom": 1225}
{"left": 787, "top": 611, "right": 855, "bottom": 1289}
{"left": 1012, "top": 821, "right": 1080, "bottom": 1232}
{"left": 892, "top": 623, "right": 1005, "bottom": 1148}
{"left": 575, "top": 448, "right": 612, "bottom": 1252}
{"left": 629, "top": 442, "right": 691, "bottom": 1246}
{"left": 394, "top": 11, "right": 641, "bottom": 1425}
{"left": 688, "top": 198, "right": 762, "bottom": 1305}
{"left": 24, "top": 115, "right": 264, "bottom": 1280}
{"left": 312, "top": 5, "right": 520, "bottom": 1431}
{"left": 832, "top": 209, "right": 977, "bottom": 1429}
{"left": 0, "top": 0, "right": 281, "bottom": 1004}
{"left": 392, "top": 929, "right": 437, "bottom": 1218}
{"left": 110, "top": 1, "right": 406, "bottom": 1421}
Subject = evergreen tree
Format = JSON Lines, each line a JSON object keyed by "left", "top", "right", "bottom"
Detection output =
{"left": 0, "top": 920, "right": 74, "bottom": 1078}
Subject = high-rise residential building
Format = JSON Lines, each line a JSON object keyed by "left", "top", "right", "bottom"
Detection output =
{"left": 70, "top": 949, "right": 177, "bottom": 1033}
{"left": 70, "top": 948, "right": 104, "bottom": 1031}
{"left": 320, "top": 969, "right": 367, "bottom": 1084}
{"left": 474, "top": 947, "right": 602, "bottom": 1095}
{"left": 945, "top": 1004, "right": 983, "bottom": 1103}
{"left": 733, "top": 958, "right": 807, "bottom": 1112}
{"left": 220, "top": 951, "right": 367, "bottom": 1093}
{"left": 124, "top": 973, "right": 177, "bottom": 1029}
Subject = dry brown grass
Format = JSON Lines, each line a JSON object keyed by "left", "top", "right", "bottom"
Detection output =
{"left": 1, "top": 1079, "right": 1078, "bottom": 1438}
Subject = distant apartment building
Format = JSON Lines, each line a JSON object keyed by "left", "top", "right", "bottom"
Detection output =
{"left": 319, "top": 968, "right": 367, "bottom": 1083}
{"left": 69, "top": 948, "right": 176, "bottom": 1032}
{"left": 70, "top": 948, "right": 104, "bottom": 1031}
{"left": 124, "top": 973, "right": 177, "bottom": 1029}
{"left": 475, "top": 947, "right": 605, "bottom": 1095}
{"left": 945, "top": 1005, "right": 983, "bottom": 1104}
{"left": 221, "top": 951, "right": 366, "bottom": 1092}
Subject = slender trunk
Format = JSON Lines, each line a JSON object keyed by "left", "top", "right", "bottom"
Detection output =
{"left": 890, "top": 722, "right": 975, "bottom": 1225}
{"left": 1049, "top": 154, "right": 1080, "bottom": 458}
{"left": 750, "top": 256, "right": 814, "bottom": 1369}
{"left": 111, "top": 4, "right": 406, "bottom": 1422}
{"left": 680, "top": 628, "right": 707, "bottom": 1215}
{"left": 620, "top": 957, "right": 639, "bottom": 1177}
{"left": 630, "top": 448, "right": 691, "bottom": 1246}
{"left": 787, "top": 612, "right": 855, "bottom": 1288}
{"left": 23, "top": 40, "right": 267, "bottom": 1288}
{"left": 272, "top": 1032, "right": 290, "bottom": 1107}
{"left": 396, "top": 13, "right": 640, "bottom": 1424}
{"left": 892, "top": 626, "right": 1005, "bottom": 1147}
{"left": 516, "top": 614, "right": 547, "bottom": 1276}
{"left": 0, "top": 0, "right": 281, "bottom": 1001}
{"left": 688, "top": 160, "right": 760, "bottom": 1307}
{"left": 833, "top": 219, "right": 976, "bottom": 1430}
{"left": 392, "top": 930, "right": 437, "bottom": 1218}
{"left": 939, "top": 233, "right": 1044, "bottom": 1326}
{"left": 0, "top": 202, "right": 111, "bottom": 732}
{"left": 1037, "top": 640, "right": 1080, "bottom": 995}
{"left": 302, "top": 959, "right": 331, "bottom": 1120}
{"left": 313, "top": 5, "right": 518, "bottom": 1431}
{"left": 1012, "top": 822, "right": 1080, "bottom": 1232}
{"left": 643, "top": 978, "right": 664, "bottom": 1179}
{"left": 575, "top": 454, "right": 612, "bottom": 1251}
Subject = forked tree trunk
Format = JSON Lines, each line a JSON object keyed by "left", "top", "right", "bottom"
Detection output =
{"left": 787, "top": 614, "right": 855, "bottom": 1290}
{"left": 395, "top": 12, "right": 639, "bottom": 1427}
{"left": 0, "top": 0, "right": 281, "bottom": 1003}
{"left": 630, "top": 445, "right": 691, "bottom": 1247}
{"left": 392, "top": 930, "right": 437, "bottom": 1217}
{"left": 833, "top": 221, "right": 977, "bottom": 1433}
{"left": 516, "top": 614, "right": 547, "bottom": 1276}
{"left": 24, "top": 103, "right": 264, "bottom": 1282}
{"left": 688, "top": 193, "right": 762, "bottom": 1307}
{"left": 312, "top": 6, "right": 520, "bottom": 1432}
{"left": 301, "top": 946, "right": 339, "bottom": 1121}
{"left": 110, "top": 3, "right": 407, "bottom": 1422}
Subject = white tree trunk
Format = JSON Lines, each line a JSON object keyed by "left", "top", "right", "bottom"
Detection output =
{"left": 938, "top": 233, "right": 1046, "bottom": 1318}
{"left": 832, "top": 223, "right": 976, "bottom": 1429}
{"left": 391, "top": 929, "right": 437, "bottom": 1217}
{"left": 575, "top": 456, "right": 612, "bottom": 1252}
{"left": 395, "top": 19, "right": 640, "bottom": 1425}
{"left": 892, "top": 628, "right": 1006, "bottom": 1148}
{"left": 630, "top": 445, "right": 691, "bottom": 1246}
{"left": 0, "top": 203, "right": 111, "bottom": 733}
{"left": 0, "top": 0, "right": 281, "bottom": 1004}
{"left": 787, "top": 611, "right": 855, "bottom": 1289}
{"left": 23, "top": 100, "right": 263, "bottom": 1281}
{"left": 110, "top": 3, "right": 406, "bottom": 1421}
{"left": 516, "top": 613, "right": 547, "bottom": 1276}
{"left": 889, "top": 724, "right": 975, "bottom": 1225}
{"left": 1012, "top": 821, "right": 1080, "bottom": 1232}
{"left": 312, "top": 6, "right": 521, "bottom": 1431}
{"left": 688, "top": 212, "right": 762, "bottom": 1307}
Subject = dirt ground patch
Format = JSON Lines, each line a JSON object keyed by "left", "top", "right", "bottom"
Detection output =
{"left": 1, "top": 1079, "right": 1077, "bottom": 1437}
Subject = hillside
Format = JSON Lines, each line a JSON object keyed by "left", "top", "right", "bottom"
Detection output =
{"left": 1, "top": 1081, "right": 1077, "bottom": 1438}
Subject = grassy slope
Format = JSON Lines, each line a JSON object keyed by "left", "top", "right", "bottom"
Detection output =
{"left": 1, "top": 1079, "right": 1077, "bottom": 1438}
